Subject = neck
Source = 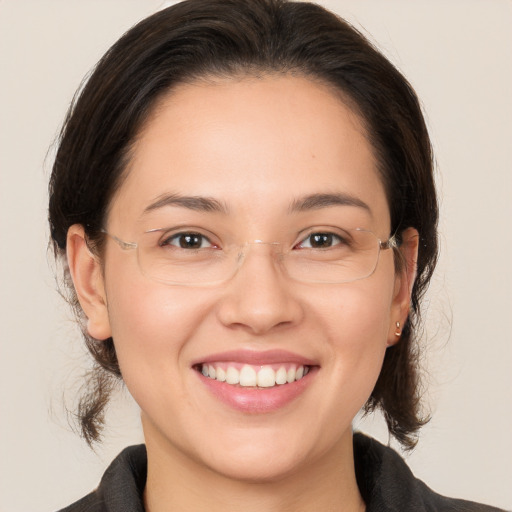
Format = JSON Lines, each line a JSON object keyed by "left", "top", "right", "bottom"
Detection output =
{"left": 142, "top": 422, "right": 365, "bottom": 512}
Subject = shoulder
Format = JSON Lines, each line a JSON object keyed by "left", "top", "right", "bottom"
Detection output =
{"left": 353, "top": 433, "right": 507, "bottom": 512}
{"left": 56, "top": 445, "right": 147, "bottom": 512}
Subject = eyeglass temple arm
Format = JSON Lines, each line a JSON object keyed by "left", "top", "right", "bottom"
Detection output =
{"left": 101, "top": 229, "right": 138, "bottom": 251}
{"left": 380, "top": 234, "right": 399, "bottom": 251}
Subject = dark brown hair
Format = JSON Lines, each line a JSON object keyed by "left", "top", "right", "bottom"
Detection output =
{"left": 49, "top": 0, "right": 438, "bottom": 449}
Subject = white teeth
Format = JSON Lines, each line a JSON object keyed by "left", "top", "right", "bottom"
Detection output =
{"left": 216, "top": 367, "right": 226, "bottom": 382}
{"left": 226, "top": 366, "right": 240, "bottom": 385}
{"left": 239, "top": 365, "right": 257, "bottom": 387}
{"left": 275, "top": 366, "right": 287, "bottom": 385}
{"left": 257, "top": 366, "right": 276, "bottom": 387}
{"left": 200, "top": 363, "right": 310, "bottom": 388}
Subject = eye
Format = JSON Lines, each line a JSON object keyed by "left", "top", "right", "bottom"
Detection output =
{"left": 162, "top": 232, "right": 215, "bottom": 250}
{"left": 296, "top": 232, "right": 345, "bottom": 249}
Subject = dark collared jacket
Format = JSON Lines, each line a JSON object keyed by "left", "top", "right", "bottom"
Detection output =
{"left": 57, "top": 433, "right": 507, "bottom": 511}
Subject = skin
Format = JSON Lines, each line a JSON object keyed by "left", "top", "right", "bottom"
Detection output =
{"left": 67, "top": 75, "right": 418, "bottom": 512}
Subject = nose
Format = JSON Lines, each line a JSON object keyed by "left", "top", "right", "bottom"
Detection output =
{"left": 216, "top": 243, "right": 304, "bottom": 335}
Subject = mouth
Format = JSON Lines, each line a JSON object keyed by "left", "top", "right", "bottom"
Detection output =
{"left": 195, "top": 362, "right": 312, "bottom": 388}
{"left": 192, "top": 350, "right": 318, "bottom": 412}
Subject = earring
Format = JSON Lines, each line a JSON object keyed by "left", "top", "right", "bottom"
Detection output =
{"left": 394, "top": 321, "right": 401, "bottom": 337}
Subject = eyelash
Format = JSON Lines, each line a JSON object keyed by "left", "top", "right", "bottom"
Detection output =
{"left": 295, "top": 232, "right": 346, "bottom": 250}
{"left": 160, "top": 232, "right": 217, "bottom": 250}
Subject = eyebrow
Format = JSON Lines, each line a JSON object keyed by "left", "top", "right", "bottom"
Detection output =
{"left": 288, "top": 193, "right": 371, "bottom": 214}
{"left": 143, "top": 193, "right": 229, "bottom": 215}
{"left": 142, "top": 191, "right": 370, "bottom": 217}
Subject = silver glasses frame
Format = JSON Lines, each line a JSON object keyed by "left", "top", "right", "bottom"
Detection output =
{"left": 100, "top": 227, "right": 399, "bottom": 286}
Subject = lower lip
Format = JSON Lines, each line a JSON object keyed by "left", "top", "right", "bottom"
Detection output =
{"left": 196, "top": 368, "right": 316, "bottom": 413}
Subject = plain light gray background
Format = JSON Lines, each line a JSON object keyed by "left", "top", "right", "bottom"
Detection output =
{"left": 1, "top": 1, "right": 511, "bottom": 511}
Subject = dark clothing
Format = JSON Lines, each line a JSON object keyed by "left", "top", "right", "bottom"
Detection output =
{"left": 57, "top": 433, "right": 506, "bottom": 511}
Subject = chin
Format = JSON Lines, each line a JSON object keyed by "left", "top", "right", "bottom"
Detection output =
{"left": 190, "top": 420, "right": 347, "bottom": 484}
{"left": 203, "top": 447, "right": 309, "bottom": 484}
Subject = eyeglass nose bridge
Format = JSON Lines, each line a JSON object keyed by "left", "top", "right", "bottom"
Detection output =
{"left": 247, "top": 240, "right": 282, "bottom": 247}
{"left": 234, "top": 240, "right": 287, "bottom": 268}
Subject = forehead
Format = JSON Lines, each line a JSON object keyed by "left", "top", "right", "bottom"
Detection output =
{"left": 109, "top": 75, "right": 390, "bottom": 231}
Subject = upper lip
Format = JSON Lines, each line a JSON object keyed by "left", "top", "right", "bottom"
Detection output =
{"left": 192, "top": 349, "right": 318, "bottom": 367}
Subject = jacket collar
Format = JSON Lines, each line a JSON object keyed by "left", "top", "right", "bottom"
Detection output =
{"left": 87, "top": 433, "right": 501, "bottom": 512}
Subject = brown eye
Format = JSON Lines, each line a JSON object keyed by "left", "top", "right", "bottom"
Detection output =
{"left": 309, "top": 233, "right": 334, "bottom": 248}
{"left": 299, "top": 233, "right": 342, "bottom": 249}
{"left": 163, "top": 232, "right": 211, "bottom": 249}
{"left": 180, "top": 234, "right": 203, "bottom": 248}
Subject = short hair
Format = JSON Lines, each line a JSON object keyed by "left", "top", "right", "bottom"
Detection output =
{"left": 49, "top": 0, "right": 438, "bottom": 449}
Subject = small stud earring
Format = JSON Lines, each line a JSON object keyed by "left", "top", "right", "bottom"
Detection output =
{"left": 394, "top": 321, "right": 401, "bottom": 337}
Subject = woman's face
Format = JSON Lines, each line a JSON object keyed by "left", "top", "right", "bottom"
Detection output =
{"left": 76, "top": 75, "right": 414, "bottom": 481}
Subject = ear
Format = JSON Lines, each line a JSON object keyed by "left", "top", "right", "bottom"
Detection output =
{"left": 387, "top": 227, "right": 419, "bottom": 346}
{"left": 66, "top": 224, "right": 112, "bottom": 340}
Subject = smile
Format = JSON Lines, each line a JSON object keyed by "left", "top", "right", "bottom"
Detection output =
{"left": 199, "top": 363, "right": 311, "bottom": 388}
{"left": 193, "top": 350, "right": 318, "bottom": 412}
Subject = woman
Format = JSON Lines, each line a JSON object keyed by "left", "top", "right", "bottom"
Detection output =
{"left": 48, "top": 0, "right": 505, "bottom": 510}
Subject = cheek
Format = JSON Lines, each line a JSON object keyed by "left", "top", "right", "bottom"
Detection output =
{"left": 103, "top": 264, "right": 212, "bottom": 400}
{"left": 313, "top": 276, "right": 393, "bottom": 347}
{"left": 310, "top": 272, "right": 395, "bottom": 393}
